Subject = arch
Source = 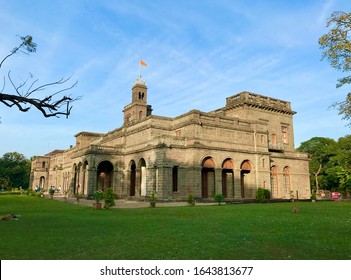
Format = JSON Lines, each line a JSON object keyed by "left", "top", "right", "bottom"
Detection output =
{"left": 240, "top": 160, "right": 253, "bottom": 198}
{"left": 139, "top": 158, "right": 147, "bottom": 196}
{"left": 76, "top": 162, "right": 82, "bottom": 194}
{"left": 201, "top": 156, "right": 215, "bottom": 198}
{"left": 241, "top": 160, "right": 252, "bottom": 171}
{"left": 129, "top": 160, "right": 136, "bottom": 196}
{"left": 63, "top": 172, "right": 70, "bottom": 193}
{"left": 202, "top": 157, "right": 215, "bottom": 169}
{"left": 72, "top": 163, "right": 78, "bottom": 194}
{"left": 222, "top": 158, "right": 234, "bottom": 170}
{"left": 82, "top": 161, "right": 89, "bottom": 195}
{"left": 283, "top": 166, "right": 291, "bottom": 198}
{"left": 39, "top": 176, "right": 45, "bottom": 189}
{"left": 222, "top": 158, "right": 234, "bottom": 198}
{"left": 271, "top": 165, "right": 278, "bottom": 198}
{"left": 97, "top": 161, "right": 114, "bottom": 191}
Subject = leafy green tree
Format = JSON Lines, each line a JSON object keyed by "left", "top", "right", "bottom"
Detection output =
{"left": 0, "top": 152, "right": 31, "bottom": 189}
{"left": 297, "top": 135, "right": 351, "bottom": 192}
{"left": 319, "top": 11, "right": 351, "bottom": 124}
{"left": 333, "top": 135, "right": 351, "bottom": 191}
{"left": 296, "top": 137, "right": 337, "bottom": 191}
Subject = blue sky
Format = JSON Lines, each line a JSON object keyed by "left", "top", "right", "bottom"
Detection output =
{"left": 0, "top": 0, "right": 350, "bottom": 158}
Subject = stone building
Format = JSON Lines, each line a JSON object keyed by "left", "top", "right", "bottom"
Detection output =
{"left": 30, "top": 75, "right": 311, "bottom": 200}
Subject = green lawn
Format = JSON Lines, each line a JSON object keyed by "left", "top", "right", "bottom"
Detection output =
{"left": 0, "top": 195, "right": 350, "bottom": 260}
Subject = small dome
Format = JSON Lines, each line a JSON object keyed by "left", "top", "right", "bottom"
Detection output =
{"left": 133, "top": 75, "right": 146, "bottom": 86}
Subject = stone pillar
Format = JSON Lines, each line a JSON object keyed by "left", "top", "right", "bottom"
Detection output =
{"left": 113, "top": 170, "right": 121, "bottom": 197}
{"left": 193, "top": 166, "right": 202, "bottom": 199}
{"left": 214, "top": 168, "right": 223, "bottom": 196}
{"left": 87, "top": 167, "right": 97, "bottom": 197}
{"left": 234, "top": 168, "right": 242, "bottom": 199}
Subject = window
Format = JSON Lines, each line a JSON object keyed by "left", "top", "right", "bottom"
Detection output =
{"left": 172, "top": 166, "right": 178, "bottom": 192}
{"left": 260, "top": 134, "right": 265, "bottom": 144}
{"left": 282, "top": 126, "right": 289, "bottom": 144}
{"left": 271, "top": 134, "right": 277, "bottom": 145}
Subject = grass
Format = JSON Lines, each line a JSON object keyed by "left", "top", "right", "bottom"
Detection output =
{"left": 0, "top": 195, "right": 351, "bottom": 260}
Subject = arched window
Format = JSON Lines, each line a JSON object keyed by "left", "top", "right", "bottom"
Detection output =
{"left": 271, "top": 166, "right": 278, "bottom": 198}
{"left": 283, "top": 166, "right": 290, "bottom": 197}
{"left": 201, "top": 157, "right": 215, "bottom": 198}
{"left": 97, "top": 161, "right": 114, "bottom": 191}
{"left": 130, "top": 160, "right": 136, "bottom": 196}
{"left": 222, "top": 159, "right": 234, "bottom": 198}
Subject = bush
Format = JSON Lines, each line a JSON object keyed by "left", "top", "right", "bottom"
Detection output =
{"left": 94, "top": 190, "right": 104, "bottom": 202}
{"left": 104, "top": 188, "right": 115, "bottom": 209}
{"left": 256, "top": 188, "right": 270, "bottom": 203}
{"left": 187, "top": 193, "right": 195, "bottom": 206}
{"left": 214, "top": 194, "right": 225, "bottom": 205}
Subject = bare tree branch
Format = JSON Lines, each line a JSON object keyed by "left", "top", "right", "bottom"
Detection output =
{"left": 0, "top": 35, "right": 79, "bottom": 119}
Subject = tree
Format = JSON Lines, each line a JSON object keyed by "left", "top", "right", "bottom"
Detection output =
{"left": 296, "top": 137, "right": 337, "bottom": 191}
{"left": 297, "top": 135, "right": 351, "bottom": 192}
{"left": 319, "top": 11, "right": 351, "bottom": 124}
{"left": 0, "top": 35, "right": 78, "bottom": 119}
{"left": 0, "top": 152, "right": 31, "bottom": 189}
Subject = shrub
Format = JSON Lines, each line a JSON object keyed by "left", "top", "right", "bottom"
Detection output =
{"left": 214, "top": 194, "right": 225, "bottom": 205}
{"left": 256, "top": 188, "right": 270, "bottom": 203}
{"left": 187, "top": 193, "right": 195, "bottom": 206}
{"left": 104, "top": 188, "right": 115, "bottom": 209}
{"left": 94, "top": 190, "right": 104, "bottom": 203}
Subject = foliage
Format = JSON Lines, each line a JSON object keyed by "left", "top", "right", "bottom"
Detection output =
{"left": 1, "top": 195, "right": 351, "bottom": 260}
{"left": 103, "top": 188, "right": 115, "bottom": 209}
{"left": 297, "top": 135, "right": 351, "bottom": 191}
{"left": 94, "top": 190, "right": 104, "bottom": 203}
{"left": 256, "top": 187, "right": 270, "bottom": 203}
{"left": 187, "top": 193, "right": 195, "bottom": 206}
{"left": 0, "top": 152, "right": 30, "bottom": 189}
{"left": 296, "top": 137, "right": 338, "bottom": 191}
{"left": 149, "top": 191, "right": 157, "bottom": 203}
{"left": 319, "top": 11, "right": 351, "bottom": 123}
{"left": 214, "top": 194, "right": 224, "bottom": 205}
{"left": 0, "top": 35, "right": 78, "bottom": 118}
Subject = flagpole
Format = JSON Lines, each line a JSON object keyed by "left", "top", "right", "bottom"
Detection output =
{"left": 139, "top": 58, "right": 141, "bottom": 77}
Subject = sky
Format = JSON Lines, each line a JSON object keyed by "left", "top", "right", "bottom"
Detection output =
{"left": 0, "top": 0, "right": 350, "bottom": 158}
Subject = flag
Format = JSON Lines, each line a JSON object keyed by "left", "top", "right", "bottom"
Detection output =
{"left": 140, "top": 59, "right": 147, "bottom": 66}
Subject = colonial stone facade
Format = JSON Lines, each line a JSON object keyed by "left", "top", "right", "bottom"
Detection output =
{"left": 30, "top": 75, "right": 311, "bottom": 200}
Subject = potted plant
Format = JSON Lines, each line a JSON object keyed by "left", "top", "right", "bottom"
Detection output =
{"left": 93, "top": 190, "right": 104, "bottom": 209}
{"left": 310, "top": 191, "right": 317, "bottom": 202}
{"left": 149, "top": 191, "right": 157, "bottom": 208}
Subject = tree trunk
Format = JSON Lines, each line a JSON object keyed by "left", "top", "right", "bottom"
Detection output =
{"left": 314, "top": 162, "right": 322, "bottom": 192}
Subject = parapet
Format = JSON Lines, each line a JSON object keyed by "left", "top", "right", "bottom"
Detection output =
{"left": 225, "top": 91, "right": 295, "bottom": 114}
